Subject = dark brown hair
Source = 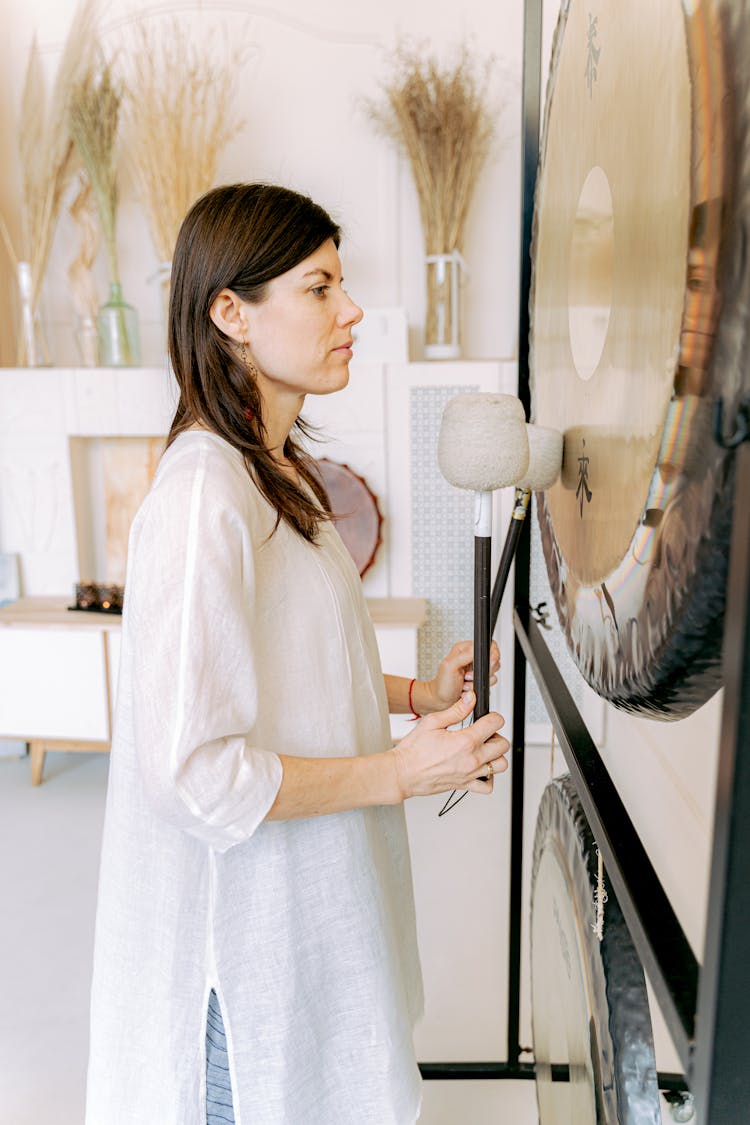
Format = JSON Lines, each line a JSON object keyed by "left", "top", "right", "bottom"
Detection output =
{"left": 166, "top": 182, "right": 342, "bottom": 541}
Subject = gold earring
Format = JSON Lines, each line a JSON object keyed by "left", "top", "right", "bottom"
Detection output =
{"left": 240, "top": 340, "right": 261, "bottom": 382}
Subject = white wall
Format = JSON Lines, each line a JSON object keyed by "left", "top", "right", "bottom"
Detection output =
{"left": 1, "top": 0, "right": 525, "bottom": 368}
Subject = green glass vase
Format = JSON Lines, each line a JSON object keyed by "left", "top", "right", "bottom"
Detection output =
{"left": 97, "top": 281, "right": 141, "bottom": 367}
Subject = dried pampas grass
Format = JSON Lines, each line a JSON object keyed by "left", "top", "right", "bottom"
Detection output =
{"left": 0, "top": 217, "right": 17, "bottom": 272}
{"left": 2, "top": 0, "right": 99, "bottom": 361}
{"left": 69, "top": 48, "right": 124, "bottom": 287}
{"left": 367, "top": 41, "right": 495, "bottom": 352}
{"left": 124, "top": 20, "right": 245, "bottom": 265}
{"left": 367, "top": 42, "right": 494, "bottom": 256}
{"left": 67, "top": 170, "right": 101, "bottom": 322}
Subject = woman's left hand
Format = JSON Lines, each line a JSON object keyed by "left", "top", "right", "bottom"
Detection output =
{"left": 422, "top": 640, "right": 500, "bottom": 713}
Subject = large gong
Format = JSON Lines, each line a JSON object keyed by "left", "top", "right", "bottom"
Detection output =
{"left": 530, "top": 0, "right": 750, "bottom": 718}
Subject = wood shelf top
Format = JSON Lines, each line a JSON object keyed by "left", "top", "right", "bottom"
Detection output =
{"left": 0, "top": 597, "right": 120, "bottom": 631}
{"left": 0, "top": 595, "right": 427, "bottom": 631}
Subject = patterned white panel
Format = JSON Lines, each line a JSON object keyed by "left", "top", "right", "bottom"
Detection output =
{"left": 386, "top": 361, "right": 517, "bottom": 726}
{"left": 410, "top": 385, "right": 477, "bottom": 680}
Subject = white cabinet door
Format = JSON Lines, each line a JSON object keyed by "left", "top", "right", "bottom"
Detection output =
{"left": 0, "top": 628, "right": 109, "bottom": 741}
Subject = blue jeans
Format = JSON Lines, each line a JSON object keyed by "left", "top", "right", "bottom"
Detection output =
{"left": 206, "top": 989, "right": 236, "bottom": 1124}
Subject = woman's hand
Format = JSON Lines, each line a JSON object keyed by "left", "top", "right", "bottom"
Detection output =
{"left": 418, "top": 640, "right": 500, "bottom": 714}
{"left": 391, "top": 690, "right": 509, "bottom": 800}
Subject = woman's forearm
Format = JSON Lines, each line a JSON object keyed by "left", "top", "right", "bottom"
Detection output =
{"left": 265, "top": 750, "right": 402, "bottom": 820}
{"left": 384, "top": 674, "right": 436, "bottom": 716}
{"left": 385, "top": 642, "right": 499, "bottom": 719}
{"left": 264, "top": 692, "right": 508, "bottom": 821}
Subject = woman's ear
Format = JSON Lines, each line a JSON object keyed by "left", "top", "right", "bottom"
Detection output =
{"left": 209, "top": 289, "right": 247, "bottom": 342}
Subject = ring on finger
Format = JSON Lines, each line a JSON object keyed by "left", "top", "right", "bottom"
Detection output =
{"left": 485, "top": 760, "right": 494, "bottom": 780}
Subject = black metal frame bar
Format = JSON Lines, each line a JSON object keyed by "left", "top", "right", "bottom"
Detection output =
{"left": 504, "top": 0, "right": 542, "bottom": 1072}
{"left": 418, "top": 1062, "right": 687, "bottom": 1092}
{"left": 417, "top": 0, "right": 542, "bottom": 1086}
{"left": 514, "top": 612, "right": 698, "bottom": 1071}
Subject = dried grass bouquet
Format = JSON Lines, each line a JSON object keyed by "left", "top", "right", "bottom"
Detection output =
{"left": 67, "top": 170, "right": 102, "bottom": 364}
{"left": 1, "top": 0, "right": 98, "bottom": 363}
{"left": 124, "top": 19, "right": 245, "bottom": 268}
{"left": 69, "top": 43, "right": 140, "bottom": 365}
{"left": 69, "top": 48, "right": 124, "bottom": 292}
{"left": 367, "top": 41, "right": 494, "bottom": 355}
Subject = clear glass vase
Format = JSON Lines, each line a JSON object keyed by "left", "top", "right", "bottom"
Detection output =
{"left": 424, "top": 250, "right": 466, "bottom": 360}
{"left": 17, "top": 261, "right": 51, "bottom": 366}
{"left": 97, "top": 281, "right": 141, "bottom": 367}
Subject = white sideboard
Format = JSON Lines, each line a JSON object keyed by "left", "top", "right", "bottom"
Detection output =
{"left": 0, "top": 595, "right": 426, "bottom": 784}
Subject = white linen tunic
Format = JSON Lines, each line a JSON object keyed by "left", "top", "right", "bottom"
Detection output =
{"left": 86, "top": 431, "right": 424, "bottom": 1125}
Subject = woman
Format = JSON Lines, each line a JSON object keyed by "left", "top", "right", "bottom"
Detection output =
{"left": 85, "top": 183, "right": 508, "bottom": 1125}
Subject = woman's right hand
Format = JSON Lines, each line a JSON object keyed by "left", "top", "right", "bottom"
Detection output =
{"left": 391, "top": 690, "right": 509, "bottom": 800}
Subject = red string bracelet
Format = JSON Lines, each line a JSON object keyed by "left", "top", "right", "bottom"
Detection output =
{"left": 408, "top": 678, "right": 421, "bottom": 721}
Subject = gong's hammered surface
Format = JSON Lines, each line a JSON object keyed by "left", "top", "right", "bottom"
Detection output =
{"left": 530, "top": 0, "right": 749, "bottom": 718}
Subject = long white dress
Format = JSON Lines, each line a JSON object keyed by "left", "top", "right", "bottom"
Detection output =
{"left": 85, "top": 431, "right": 424, "bottom": 1125}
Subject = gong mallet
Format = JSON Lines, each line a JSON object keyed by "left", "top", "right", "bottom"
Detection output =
{"left": 437, "top": 393, "right": 530, "bottom": 723}
{"left": 489, "top": 422, "right": 564, "bottom": 634}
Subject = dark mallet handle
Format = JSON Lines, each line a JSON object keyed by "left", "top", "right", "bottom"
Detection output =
{"left": 474, "top": 533, "right": 492, "bottom": 721}
{"left": 490, "top": 488, "right": 531, "bottom": 636}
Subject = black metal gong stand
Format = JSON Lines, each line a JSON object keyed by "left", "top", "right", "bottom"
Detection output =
{"left": 419, "top": 2, "right": 750, "bottom": 1120}
{"left": 418, "top": 0, "right": 548, "bottom": 1094}
{"left": 418, "top": 0, "right": 550, "bottom": 1094}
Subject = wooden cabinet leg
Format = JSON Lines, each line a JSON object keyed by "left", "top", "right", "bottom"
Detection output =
{"left": 29, "top": 741, "right": 46, "bottom": 786}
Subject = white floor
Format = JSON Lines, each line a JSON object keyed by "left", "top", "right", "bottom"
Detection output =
{"left": 0, "top": 748, "right": 539, "bottom": 1125}
{"left": 1, "top": 748, "right": 690, "bottom": 1125}
{"left": 0, "top": 750, "right": 106, "bottom": 1125}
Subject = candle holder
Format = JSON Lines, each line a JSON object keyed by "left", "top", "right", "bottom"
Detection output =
{"left": 70, "top": 581, "right": 124, "bottom": 614}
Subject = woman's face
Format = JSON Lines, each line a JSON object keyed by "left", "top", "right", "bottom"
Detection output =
{"left": 243, "top": 238, "right": 364, "bottom": 405}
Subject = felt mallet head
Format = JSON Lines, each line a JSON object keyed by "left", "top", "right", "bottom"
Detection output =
{"left": 516, "top": 423, "right": 564, "bottom": 491}
{"left": 438, "top": 393, "right": 529, "bottom": 492}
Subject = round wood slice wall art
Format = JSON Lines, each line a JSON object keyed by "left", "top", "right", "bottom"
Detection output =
{"left": 529, "top": 0, "right": 750, "bottom": 718}
{"left": 313, "top": 458, "right": 383, "bottom": 578}
{"left": 531, "top": 774, "right": 661, "bottom": 1124}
